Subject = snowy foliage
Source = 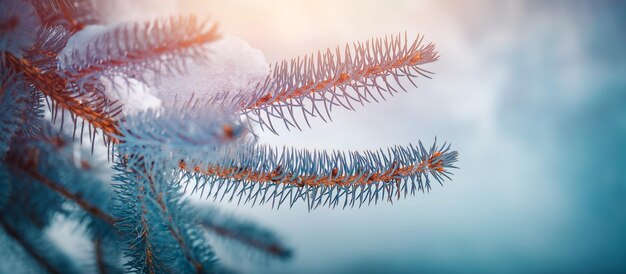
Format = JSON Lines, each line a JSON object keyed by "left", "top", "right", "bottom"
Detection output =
{"left": 0, "top": 0, "right": 459, "bottom": 273}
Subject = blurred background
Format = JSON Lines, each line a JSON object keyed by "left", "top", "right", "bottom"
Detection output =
{"left": 103, "top": 0, "right": 626, "bottom": 273}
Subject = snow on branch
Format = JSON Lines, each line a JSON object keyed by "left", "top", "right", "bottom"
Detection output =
{"left": 59, "top": 15, "right": 220, "bottom": 83}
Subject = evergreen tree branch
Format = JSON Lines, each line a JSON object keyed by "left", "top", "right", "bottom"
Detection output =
{"left": 0, "top": 166, "right": 10, "bottom": 212}
{"left": 201, "top": 222, "right": 291, "bottom": 259}
{"left": 216, "top": 33, "right": 438, "bottom": 133}
{"left": 114, "top": 166, "right": 168, "bottom": 274}
{"left": 4, "top": 52, "right": 122, "bottom": 144}
{"left": 138, "top": 206, "right": 161, "bottom": 274}
{"left": 144, "top": 167, "right": 205, "bottom": 274}
{"left": 24, "top": 26, "right": 73, "bottom": 73}
{"left": 0, "top": 69, "right": 44, "bottom": 155}
{"left": 4, "top": 15, "right": 221, "bottom": 146}
{"left": 2, "top": 167, "right": 64, "bottom": 229}
{"left": 180, "top": 139, "right": 458, "bottom": 209}
{"left": 116, "top": 101, "right": 246, "bottom": 153}
{"left": 95, "top": 238, "right": 108, "bottom": 274}
{"left": 0, "top": 70, "right": 27, "bottom": 155}
{"left": 251, "top": 33, "right": 436, "bottom": 108}
{"left": 113, "top": 155, "right": 216, "bottom": 273}
{"left": 195, "top": 205, "right": 292, "bottom": 260}
{"left": 93, "top": 236, "right": 125, "bottom": 274}
{"left": 0, "top": 217, "right": 63, "bottom": 274}
{"left": 60, "top": 15, "right": 220, "bottom": 83}
{"left": 5, "top": 126, "right": 119, "bottom": 227}
{"left": 7, "top": 148, "right": 117, "bottom": 225}
{"left": 27, "top": 0, "right": 98, "bottom": 32}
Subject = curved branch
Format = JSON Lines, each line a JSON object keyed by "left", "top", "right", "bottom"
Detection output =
{"left": 8, "top": 150, "right": 117, "bottom": 225}
{"left": 0, "top": 217, "right": 62, "bottom": 274}
{"left": 5, "top": 53, "right": 122, "bottom": 142}
{"left": 179, "top": 140, "right": 458, "bottom": 209}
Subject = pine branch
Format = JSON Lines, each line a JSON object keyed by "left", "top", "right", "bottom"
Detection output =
{"left": 117, "top": 101, "right": 247, "bottom": 153}
{"left": 5, "top": 53, "right": 240, "bottom": 156}
{"left": 93, "top": 236, "right": 125, "bottom": 274}
{"left": 195, "top": 205, "right": 292, "bottom": 260}
{"left": 114, "top": 164, "right": 170, "bottom": 274}
{"left": 6, "top": 147, "right": 117, "bottom": 225}
{"left": 217, "top": 33, "right": 438, "bottom": 133}
{"left": 137, "top": 205, "right": 163, "bottom": 274}
{"left": 24, "top": 26, "right": 74, "bottom": 73}
{"left": 0, "top": 161, "right": 81, "bottom": 273}
{"left": 28, "top": 166, "right": 117, "bottom": 225}
{"left": 3, "top": 15, "right": 221, "bottom": 148}
{"left": 95, "top": 238, "right": 108, "bottom": 274}
{"left": 1, "top": 68, "right": 45, "bottom": 153}
{"left": 0, "top": 210, "right": 81, "bottom": 274}
{"left": 27, "top": 0, "right": 98, "bottom": 32}
{"left": 2, "top": 161, "right": 66, "bottom": 229}
{"left": 5, "top": 52, "right": 123, "bottom": 146}
{"left": 180, "top": 139, "right": 458, "bottom": 209}
{"left": 113, "top": 155, "right": 216, "bottom": 273}
{"left": 142, "top": 163, "right": 216, "bottom": 274}
{"left": 4, "top": 125, "right": 120, "bottom": 234}
{"left": 60, "top": 15, "right": 220, "bottom": 83}
{"left": 0, "top": 70, "right": 27, "bottom": 155}
{"left": 0, "top": 166, "right": 11, "bottom": 212}
{"left": 0, "top": 217, "right": 63, "bottom": 274}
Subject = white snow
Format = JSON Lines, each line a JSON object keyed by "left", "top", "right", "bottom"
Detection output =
{"left": 102, "top": 76, "right": 162, "bottom": 115}
{"left": 59, "top": 25, "right": 164, "bottom": 115}
{"left": 151, "top": 35, "right": 270, "bottom": 104}
{"left": 57, "top": 25, "right": 111, "bottom": 70}
{"left": 59, "top": 29, "right": 269, "bottom": 115}
{"left": 57, "top": 0, "right": 270, "bottom": 115}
